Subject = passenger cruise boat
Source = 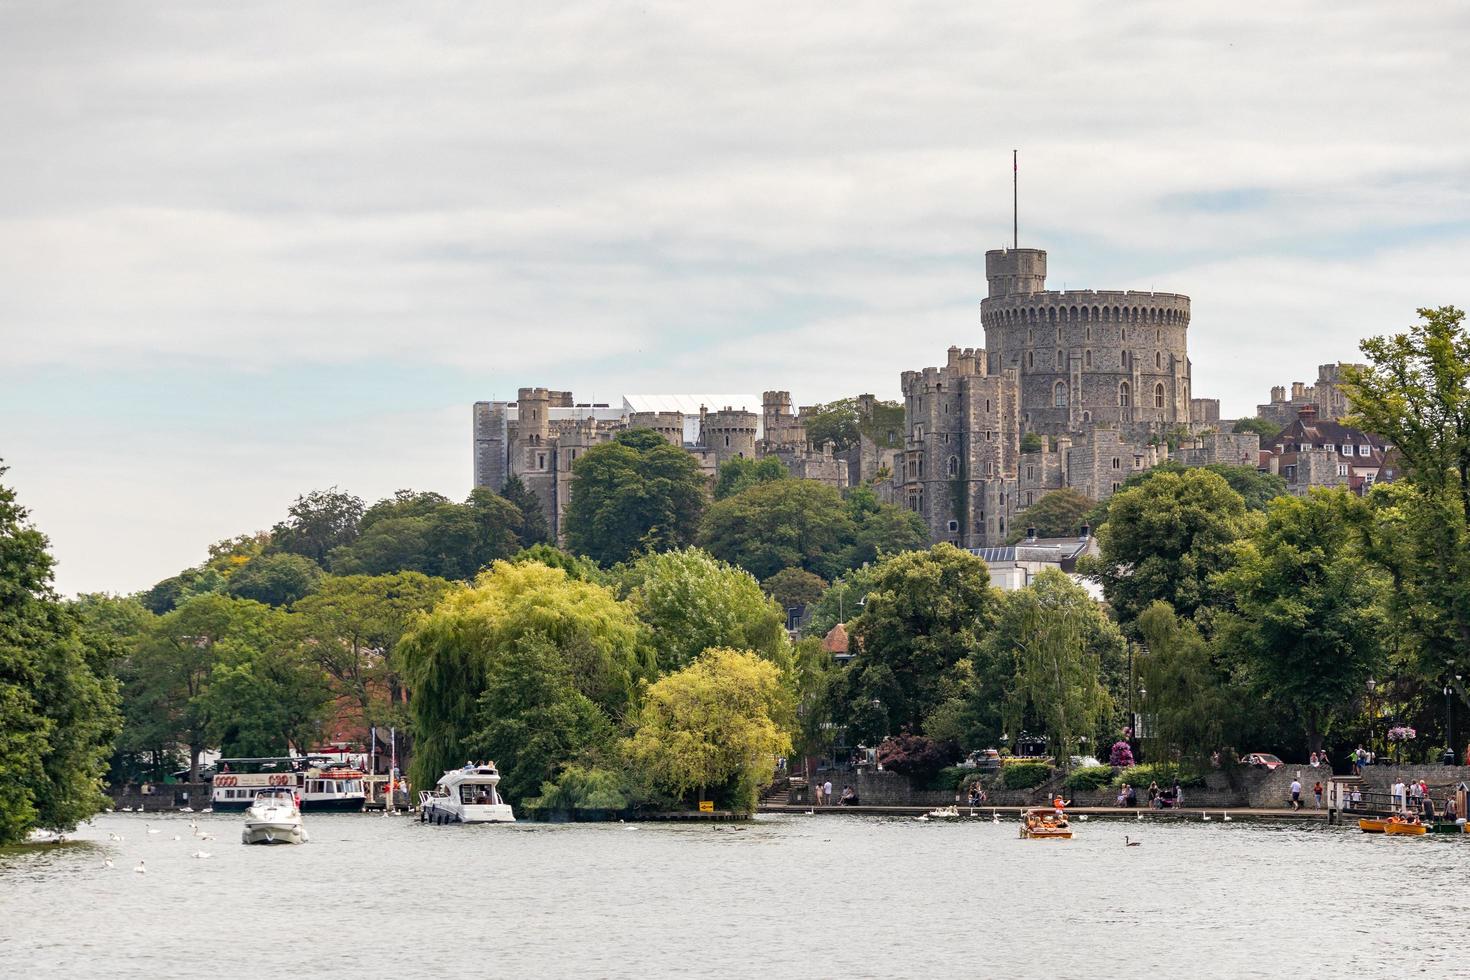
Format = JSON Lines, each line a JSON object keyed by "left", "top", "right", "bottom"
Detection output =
{"left": 211, "top": 756, "right": 367, "bottom": 813}
{"left": 241, "top": 788, "right": 308, "bottom": 845}
{"left": 419, "top": 763, "right": 515, "bottom": 824}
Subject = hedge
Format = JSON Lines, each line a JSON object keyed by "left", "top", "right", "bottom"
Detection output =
{"left": 1001, "top": 761, "right": 1053, "bottom": 790}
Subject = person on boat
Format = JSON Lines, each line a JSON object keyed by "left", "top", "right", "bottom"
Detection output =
{"left": 463, "top": 760, "right": 475, "bottom": 772}
{"left": 1421, "top": 793, "right": 1436, "bottom": 821}
{"left": 1052, "top": 796, "right": 1069, "bottom": 816}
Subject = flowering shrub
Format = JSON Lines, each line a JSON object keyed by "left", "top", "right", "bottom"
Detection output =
{"left": 1387, "top": 726, "right": 1418, "bottom": 743}
{"left": 875, "top": 734, "right": 961, "bottom": 783}
{"left": 1109, "top": 740, "right": 1135, "bottom": 767}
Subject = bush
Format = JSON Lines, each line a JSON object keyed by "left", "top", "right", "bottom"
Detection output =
{"left": 926, "top": 766, "right": 972, "bottom": 791}
{"left": 876, "top": 734, "right": 962, "bottom": 785}
{"left": 1064, "top": 765, "right": 1115, "bottom": 791}
{"left": 1109, "top": 740, "right": 1135, "bottom": 768}
{"left": 1001, "top": 761, "right": 1053, "bottom": 790}
{"left": 1114, "top": 762, "right": 1205, "bottom": 789}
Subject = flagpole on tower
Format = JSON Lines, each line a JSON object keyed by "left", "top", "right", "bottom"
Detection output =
{"left": 1012, "top": 149, "right": 1018, "bottom": 250}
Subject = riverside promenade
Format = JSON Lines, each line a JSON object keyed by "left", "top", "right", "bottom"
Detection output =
{"left": 760, "top": 803, "right": 1325, "bottom": 820}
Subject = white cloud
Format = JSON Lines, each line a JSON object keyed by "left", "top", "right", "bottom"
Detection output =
{"left": 2, "top": 0, "right": 1468, "bottom": 591}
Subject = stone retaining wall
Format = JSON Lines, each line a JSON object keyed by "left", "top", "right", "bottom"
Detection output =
{"left": 111, "top": 783, "right": 211, "bottom": 812}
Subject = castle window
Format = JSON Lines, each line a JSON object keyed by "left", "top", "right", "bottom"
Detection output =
{"left": 1082, "top": 412, "right": 1091, "bottom": 422}
{"left": 1085, "top": 349, "right": 1092, "bottom": 368}
{"left": 1112, "top": 482, "right": 1121, "bottom": 494}
{"left": 947, "top": 455, "right": 959, "bottom": 477}
{"left": 724, "top": 435, "right": 730, "bottom": 447}
{"left": 537, "top": 453, "right": 547, "bottom": 469}
{"left": 1026, "top": 465, "right": 1035, "bottom": 479}
{"left": 1026, "top": 492, "right": 1034, "bottom": 506}
{"left": 1086, "top": 326, "right": 1092, "bottom": 341}
{"left": 1121, "top": 328, "right": 1127, "bottom": 341}
{"left": 1156, "top": 328, "right": 1162, "bottom": 343}
{"left": 1156, "top": 351, "right": 1163, "bottom": 369}
{"left": 947, "top": 520, "right": 959, "bottom": 533}
{"left": 1057, "top": 349, "right": 1065, "bottom": 368}
{"left": 1119, "top": 382, "right": 1131, "bottom": 407}
{"left": 1112, "top": 457, "right": 1121, "bottom": 470}
{"left": 1027, "top": 351, "right": 1035, "bottom": 370}
{"left": 1154, "top": 383, "right": 1165, "bottom": 408}
{"left": 1053, "top": 381, "right": 1069, "bottom": 408}
{"left": 986, "top": 399, "right": 991, "bottom": 413}
{"left": 918, "top": 459, "right": 924, "bottom": 477}
{"left": 1028, "top": 328, "right": 1034, "bottom": 343}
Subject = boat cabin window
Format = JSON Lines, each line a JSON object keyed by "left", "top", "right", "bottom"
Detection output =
{"left": 459, "top": 785, "right": 499, "bottom": 805}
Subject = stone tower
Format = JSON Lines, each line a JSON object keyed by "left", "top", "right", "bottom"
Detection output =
{"left": 702, "top": 406, "right": 759, "bottom": 467}
{"left": 980, "top": 247, "right": 1192, "bottom": 438}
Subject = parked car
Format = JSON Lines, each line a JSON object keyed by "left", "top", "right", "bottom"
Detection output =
{"left": 1069, "top": 755, "right": 1103, "bottom": 769}
{"left": 1241, "top": 753, "right": 1285, "bottom": 770}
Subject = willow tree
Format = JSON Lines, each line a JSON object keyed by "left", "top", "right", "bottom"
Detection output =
{"left": 397, "top": 560, "right": 650, "bottom": 792}
{"left": 623, "top": 647, "right": 793, "bottom": 813}
{"left": 1001, "top": 570, "right": 1117, "bottom": 768}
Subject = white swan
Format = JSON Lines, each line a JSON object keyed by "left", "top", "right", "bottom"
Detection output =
{"left": 191, "top": 850, "right": 211, "bottom": 859}
{"left": 103, "top": 859, "right": 113, "bottom": 869}
{"left": 133, "top": 861, "right": 146, "bottom": 874}
{"left": 1201, "top": 812, "right": 1211, "bottom": 821}
{"left": 1222, "top": 812, "right": 1233, "bottom": 822}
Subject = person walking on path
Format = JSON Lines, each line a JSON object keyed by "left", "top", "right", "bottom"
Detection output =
{"left": 823, "top": 779, "right": 833, "bottom": 807}
{"left": 812, "top": 782, "right": 823, "bottom": 806}
{"left": 1313, "top": 781, "right": 1324, "bottom": 809}
{"left": 1289, "top": 776, "right": 1302, "bottom": 811}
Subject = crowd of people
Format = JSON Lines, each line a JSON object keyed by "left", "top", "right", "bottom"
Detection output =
{"left": 1112, "top": 780, "right": 1185, "bottom": 809}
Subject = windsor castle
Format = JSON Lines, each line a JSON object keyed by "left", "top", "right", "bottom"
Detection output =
{"left": 473, "top": 239, "right": 1359, "bottom": 549}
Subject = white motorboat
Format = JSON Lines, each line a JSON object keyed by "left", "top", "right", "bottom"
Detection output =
{"left": 420, "top": 763, "right": 515, "bottom": 824}
{"left": 241, "top": 788, "right": 308, "bottom": 845}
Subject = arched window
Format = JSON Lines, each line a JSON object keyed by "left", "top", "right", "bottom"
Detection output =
{"left": 1155, "top": 351, "right": 1163, "bottom": 368}
{"left": 1054, "top": 381, "right": 1069, "bottom": 407}
{"left": 1027, "top": 351, "right": 1035, "bottom": 369}
{"left": 1119, "top": 381, "right": 1131, "bottom": 407}
{"left": 1028, "top": 327, "right": 1034, "bottom": 343}
{"left": 1057, "top": 349, "right": 1065, "bottom": 368}
{"left": 1154, "top": 382, "right": 1165, "bottom": 408}
{"left": 1085, "top": 349, "right": 1093, "bottom": 368}
{"left": 947, "top": 455, "right": 959, "bottom": 477}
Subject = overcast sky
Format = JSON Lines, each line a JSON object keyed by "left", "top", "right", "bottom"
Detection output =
{"left": 3, "top": 1, "right": 1468, "bottom": 596}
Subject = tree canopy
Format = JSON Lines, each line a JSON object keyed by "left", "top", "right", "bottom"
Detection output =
{"left": 619, "top": 548, "right": 790, "bottom": 674}
{"left": 563, "top": 429, "right": 709, "bottom": 566}
{"left": 227, "top": 553, "right": 324, "bottom": 607}
{"left": 1009, "top": 487, "right": 1095, "bottom": 542}
{"left": 270, "top": 487, "right": 364, "bottom": 565}
{"left": 0, "top": 464, "right": 121, "bottom": 841}
{"left": 623, "top": 647, "right": 793, "bottom": 813}
{"left": 1080, "top": 469, "right": 1254, "bottom": 626}
{"left": 397, "top": 560, "right": 651, "bottom": 792}
{"left": 713, "top": 456, "right": 789, "bottom": 500}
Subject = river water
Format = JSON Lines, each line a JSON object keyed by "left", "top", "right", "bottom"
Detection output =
{"left": 2, "top": 811, "right": 1466, "bottom": 978}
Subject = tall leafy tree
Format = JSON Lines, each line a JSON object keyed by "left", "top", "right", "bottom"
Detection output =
{"left": 398, "top": 561, "right": 650, "bottom": 792}
{"left": 270, "top": 487, "right": 365, "bottom": 565}
{"left": 1213, "top": 490, "right": 1389, "bottom": 752}
{"left": 1009, "top": 487, "right": 1096, "bottom": 542}
{"left": 619, "top": 548, "right": 790, "bottom": 673}
{"left": 995, "top": 570, "right": 1120, "bottom": 765}
{"left": 330, "top": 489, "right": 522, "bottom": 579}
{"left": 1079, "top": 468, "right": 1254, "bottom": 627}
{"left": 840, "top": 484, "right": 929, "bottom": 568}
{"left": 762, "top": 567, "right": 828, "bottom": 611}
{"left": 498, "top": 475, "right": 551, "bottom": 545}
{"left": 830, "top": 545, "right": 997, "bottom": 744}
{"left": 563, "top": 429, "right": 709, "bottom": 566}
{"left": 0, "top": 464, "right": 121, "bottom": 842}
{"left": 1134, "top": 601, "right": 1234, "bottom": 763}
{"left": 198, "top": 644, "right": 332, "bottom": 757}
{"left": 699, "top": 479, "right": 857, "bottom": 581}
{"left": 227, "top": 553, "right": 324, "bottom": 607}
{"left": 713, "top": 456, "right": 789, "bottom": 500}
{"left": 291, "top": 572, "right": 457, "bottom": 731}
{"left": 623, "top": 648, "right": 793, "bottom": 813}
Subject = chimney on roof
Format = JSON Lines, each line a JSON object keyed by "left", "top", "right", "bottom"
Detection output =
{"left": 1298, "top": 404, "right": 1318, "bottom": 423}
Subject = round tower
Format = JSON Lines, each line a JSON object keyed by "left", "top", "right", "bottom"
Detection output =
{"left": 703, "top": 407, "right": 758, "bottom": 467}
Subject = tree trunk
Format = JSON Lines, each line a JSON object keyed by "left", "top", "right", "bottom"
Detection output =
{"left": 189, "top": 744, "right": 201, "bottom": 783}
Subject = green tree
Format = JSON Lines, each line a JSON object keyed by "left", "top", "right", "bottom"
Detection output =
{"left": 1134, "top": 601, "right": 1233, "bottom": 762}
{"left": 330, "top": 489, "right": 522, "bottom": 579}
{"left": 762, "top": 567, "right": 827, "bottom": 610}
{"left": 563, "top": 429, "right": 709, "bottom": 566}
{"left": 0, "top": 465, "right": 121, "bottom": 841}
{"left": 1088, "top": 461, "right": 1286, "bottom": 527}
{"left": 1020, "top": 431, "right": 1044, "bottom": 453}
{"left": 698, "top": 479, "right": 856, "bottom": 581}
{"left": 623, "top": 647, "right": 793, "bottom": 813}
{"left": 803, "top": 399, "right": 863, "bottom": 452}
{"left": 198, "top": 644, "right": 332, "bottom": 757}
{"left": 713, "top": 456, "right": 789, "bottom": 500}
{"left": 801, "top": 564, "right": 882, "bottom": 640}
{"left": 1213, "top": 490, "right": 1388, "bottom": 752}
{"left": 621, "top": 548, "right": 790, "bottom": 673}
{"left": 841, "top": 484, "right": 930, "bottom": 568}
{"left": 270, "top": 487, "right": 365, "bottom": 565}
{"left": 499, "top": 475, "right": 551, "bottom": 545}
{"left": 1009, "top": 488, "right": 1095, "bottom": 542}
{"left": 1079, "top": 469, "right": 1254, "bottom": 627}
{"left": 997, "top": 570, "right": 1119, "bottom": 766}
{"left": 469, "top": 633, "right": 615, "bottom": 808}
{"left": 831, "top": 545, "right": 997, "bottom": 744}
{"left": 291, "top": 572, "right": 457, "bottom": 731}
{"left": 398, "top": 561, "right": 650, "bottom": 792}
{"left": 1231, "top": 416, "right": 1283, "bottom": 442}
{"left": 1341, "top": 306, "right": 1470, "bottom": 682}
{"left": 130, "top": 593, "right": 286, "bottom": 780}
{"left": 227, "top": 553, "right": 324, "bottom": 607}
{"left": 139, "top": 565, "right": 228, "bottom": 614}
{"left": 508, "top": 544, "right": 606, "bottom": 584}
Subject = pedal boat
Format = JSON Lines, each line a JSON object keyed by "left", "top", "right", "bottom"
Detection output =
{"left": 1383, "top": 816, "right": 1428, "bottom": 836}
{"left": 1020, "top": 806, "right": 1072, "bottom": 840}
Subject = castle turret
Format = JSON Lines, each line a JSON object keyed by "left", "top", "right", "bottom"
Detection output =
{"left": 985, "top": 247, "right": 1047, "bottom": 299}
{"left": 703, "top": 406, "right": 759, "bottom": 467}
{"left": 517, "top": 387, "right": 550, "bottom": 446}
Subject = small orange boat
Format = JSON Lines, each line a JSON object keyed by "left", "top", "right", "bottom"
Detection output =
{"left": 1383, "top": 816, "right": 1428, "bottom": 836}
{"left": 1020, "top": 806, "right": 1072, "bottom": 840}
{"left": 1358, "top": 818, "right": 1390, "bottom": 833}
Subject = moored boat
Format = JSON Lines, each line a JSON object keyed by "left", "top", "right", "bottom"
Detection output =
{"left": 1019, "top": 806, "right": 1072, "bottom": 840}
{"left": 1383, "top": 816, "right": 1428, "bottom": 836}
{"left": 241, "top": 789, "right": 308, "bottom": 845}
{"left": 211, "top": 756, "right": 367, "bottom": 813}
{"left": 420, "top": 763, "right": 515, "bottom": 825}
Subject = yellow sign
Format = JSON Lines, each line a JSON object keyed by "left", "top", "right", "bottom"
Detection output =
{"left": 698, "top": 800, "right": 714, "bottom": 813}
